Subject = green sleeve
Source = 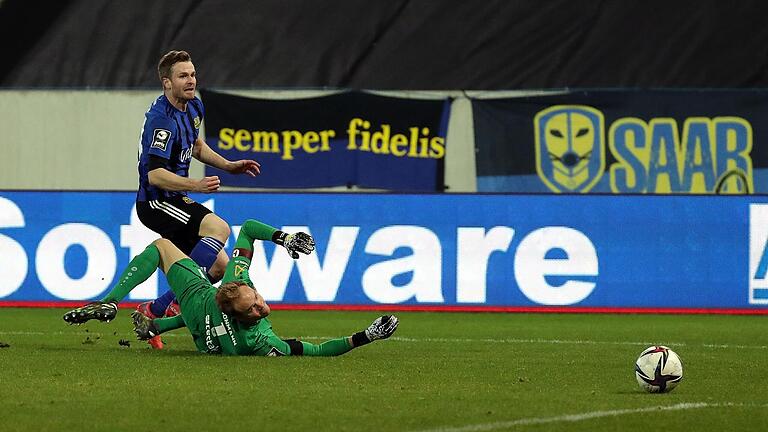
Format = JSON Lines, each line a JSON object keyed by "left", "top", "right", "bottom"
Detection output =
{"left": 154, "top": 315, "right": 186, "bottom": 333}
{"left": 235, "top": 219, "right": 278, "bottom": 251}
{"left": 222, "top": 219, "right": 278, "bottom": 285}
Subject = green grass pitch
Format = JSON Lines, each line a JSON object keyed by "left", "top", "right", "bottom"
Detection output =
{"left": 0, "top": 308, "right": 767, "bottom": 431}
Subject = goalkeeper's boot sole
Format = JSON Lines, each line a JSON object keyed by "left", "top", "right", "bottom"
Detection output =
{"left": 63, "top": 302, "right": 118, "bottom": 325}
{"left": 131, "top": 310, "right": 162, "bottom": 343}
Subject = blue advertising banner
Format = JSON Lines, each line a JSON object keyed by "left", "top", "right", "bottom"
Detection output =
{"left": 201, "top": 90, "right": 451, "bottom": 191}
{"left": 473, "top": 90, "right": 768, "bottom": 194}
{"left": 1, "top": 191, "right": 767, "bottom": 312}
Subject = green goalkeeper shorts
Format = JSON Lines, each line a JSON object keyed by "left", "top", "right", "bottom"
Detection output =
{"left": 165, "top": 258, "right": 216, "bottom": 320}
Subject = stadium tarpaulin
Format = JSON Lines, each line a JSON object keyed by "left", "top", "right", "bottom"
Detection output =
{"left": 1, "top": 0, "right": 767, "bottom": 89}
{"left": 200, "top": 89, "right": 450, "bottom": 191}
{"left": 473, "top": 90, "right": 768, "bottom": 194}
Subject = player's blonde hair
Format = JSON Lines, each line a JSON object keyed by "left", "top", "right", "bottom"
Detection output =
{"left": 215, "top": 281, "right": 244, "bottom": 316}
{"left": 157, "top": 50, "right": 192, "bottom": 83}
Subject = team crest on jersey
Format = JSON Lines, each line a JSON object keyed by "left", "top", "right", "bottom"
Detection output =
{"left": 151, "top": 129, "right": 171, "bottom": 151}
{"left": 534, "top": 105, "right": 605, "bottom": 193}
{"left": 182, "top": 197, "right": 195, "bottom": 204}
{"left": 193, "top": 116, "right": 201, "bottom": 129}
{"left": 234, "top": 264, "right": 247, "bottom": 278}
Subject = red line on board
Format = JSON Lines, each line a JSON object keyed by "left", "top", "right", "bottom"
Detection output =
{"left": 1, "top": 301, "right": 766, "bottom": 315}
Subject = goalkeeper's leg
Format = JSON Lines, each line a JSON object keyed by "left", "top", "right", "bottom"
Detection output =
{"left": 64, "top": 239, "right": 190, "bottom": 325}
{"left": 63, "top": 243, "right": 162, "bottom": 324}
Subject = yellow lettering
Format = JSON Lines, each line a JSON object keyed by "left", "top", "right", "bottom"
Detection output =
{"left": 347, "top": 118, "right": 364, "bottom": 150}
{"left": 218, "top": 128, "right": 234, "bottom": 150}
{"left": 371, "top": 124, "right": 391, "bottom": 154}
{"left": 303, "top": 131, "right": 320, "bottom": 154}
{"left": 281, "top": 131, "right": 303, "bottom": 160}
{"left": 390, "top": 134, "right": 408, "bottom": 157}
{"left": 408, "top": 127, "right": 420, "bottom": 157}
{"left": 429, "top": 137, "right": 445, "bottom": 159}
{"left": 234, "top": 129, "right": 251, "bottom": 151}
{"left": 419, "top": 128, "right": 430, "bottom": 158}
{"left": 359, "top": 120, "right": 371, "bottom": 151}
{"left": 319, "top": 130, "right": 335, "bottom": 151}
{"left": 252, "top": 131, "right": 279, "bottom": 153}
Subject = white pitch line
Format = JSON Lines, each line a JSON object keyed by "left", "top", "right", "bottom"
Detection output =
{"left": 412, "top": 402, "right": 762, "bottom": 432}
{"left": 1, "top": 331, "right": 768, "bottom": 350}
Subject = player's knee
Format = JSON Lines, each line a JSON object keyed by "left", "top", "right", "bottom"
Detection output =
{"left": 152, "top": 238, "right": 174, "bottom": 251}
{"left": 199, "top": 214, "right": 230, "bottom": 242}
{"left": 208, "top": 257, "right": 228, "bottom": 283}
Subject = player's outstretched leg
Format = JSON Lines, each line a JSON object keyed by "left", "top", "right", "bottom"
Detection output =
{"left": 62, "top": 301, "right": 118, "bottom": 325}
{"left": 364, "top": 315, "right": 399, "bottom": 341}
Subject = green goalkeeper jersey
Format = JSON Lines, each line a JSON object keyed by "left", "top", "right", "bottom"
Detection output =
{"left": 169, "top": 219, "right": 279, "bottom": 355}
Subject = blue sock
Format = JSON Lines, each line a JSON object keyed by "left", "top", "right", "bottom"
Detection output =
{"left": 188, "top": 236, "right": 225, "bottom": 276}
{"left": 149, "top": 289, "right": 176, "bottom": 317}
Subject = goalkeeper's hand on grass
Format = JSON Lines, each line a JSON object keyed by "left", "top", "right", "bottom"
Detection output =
{"left": 278, "top": 232, "right": 315, "bottom": 259}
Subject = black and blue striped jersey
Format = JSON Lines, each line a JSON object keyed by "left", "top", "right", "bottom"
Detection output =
{"left": 136, "top": 94, "right": 205, "bottom": 202}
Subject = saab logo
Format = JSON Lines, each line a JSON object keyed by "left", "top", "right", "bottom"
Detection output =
{"left": 609, "top": 117, "right": 753, "bottom": 194}
{"left": 182, "top": 196, "right": 195, "bottom": 204}
{"left": 749, "top": 204, "right": 768, "bottom": 304}
{"left": 193, "top": 116, "right": 201, "bottom": 129}
{"left": 151, "top": 129, "right": 171, "bottom": 151}
{"left": 534, "top": 106, "right": 605, "bottom": 193}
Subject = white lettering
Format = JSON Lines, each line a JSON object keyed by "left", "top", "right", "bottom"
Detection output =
{"left": 456, "top": 226, "right": 514, "bottom": 303}
{"left": 0, "top": 197, "right": 28, "bottom": 298}
{"left": 749, "top": 204, "right": 768, "bottom": 304}
{"left": 287, "top": 226, "right": 358, "bottom": 301}
{"left": 37, "top": 223, "right": 117, "bottom": 300}
{"left": 514, "top": 227, "right": 598, "bottom": 305}
{"left": 362, "top": 226, "right": 443, "bottom": 303}
{"left": 243, "top": 226, "right": 358, "bottom": 302}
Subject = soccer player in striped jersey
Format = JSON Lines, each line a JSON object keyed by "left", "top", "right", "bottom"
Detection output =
{"left": 63, "top": 219, "right": 399, "bottom": 356}
{"left": 135, "top": 50, "right": 260, "bottom": 346}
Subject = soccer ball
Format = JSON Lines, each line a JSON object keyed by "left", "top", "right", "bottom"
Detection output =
{"left": 634, "top": 346, "right": 683, "bottom": 393}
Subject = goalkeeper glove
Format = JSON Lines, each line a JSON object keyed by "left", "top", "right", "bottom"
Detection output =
{"left": 274, "top": 231, "right": 315, "bottom": 259}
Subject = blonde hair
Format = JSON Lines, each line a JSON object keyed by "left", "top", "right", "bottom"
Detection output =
{"left": 215, "top": 281, "right": 243, "bottom": 315}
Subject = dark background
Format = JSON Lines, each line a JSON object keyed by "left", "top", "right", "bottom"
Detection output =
{"left": 1, "top": 0, "right": 766, "bottom": 89}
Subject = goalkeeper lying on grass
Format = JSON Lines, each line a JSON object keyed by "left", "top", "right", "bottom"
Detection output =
{"left": 63, "top": 219, "right": 399, "bottom": 356}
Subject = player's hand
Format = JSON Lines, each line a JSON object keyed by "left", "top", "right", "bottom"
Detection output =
{"left": 228, "top": 159, "right": 261, "bottom": 177}
{"left": 195, "top": 176, "right": 220, "bottom": 193}
{"left": 283, "top": 232, "right": 315, "bottom": 259}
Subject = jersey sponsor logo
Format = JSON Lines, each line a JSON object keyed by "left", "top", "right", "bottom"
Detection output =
{"left": 151, "top": 129, "right": 172, "bottom": 151}
{"left": 534, "top": 105, "right": 606, "bottom": 193}
{"left": 193, "top": 116, "right": 201, "bottom": 129}
{"left": 204, "top": 314, "right": 217, "bottom": 352}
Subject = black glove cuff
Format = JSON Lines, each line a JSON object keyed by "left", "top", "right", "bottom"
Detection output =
{"left": 272, "top": 231, "right": 287, "bottom": 246}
